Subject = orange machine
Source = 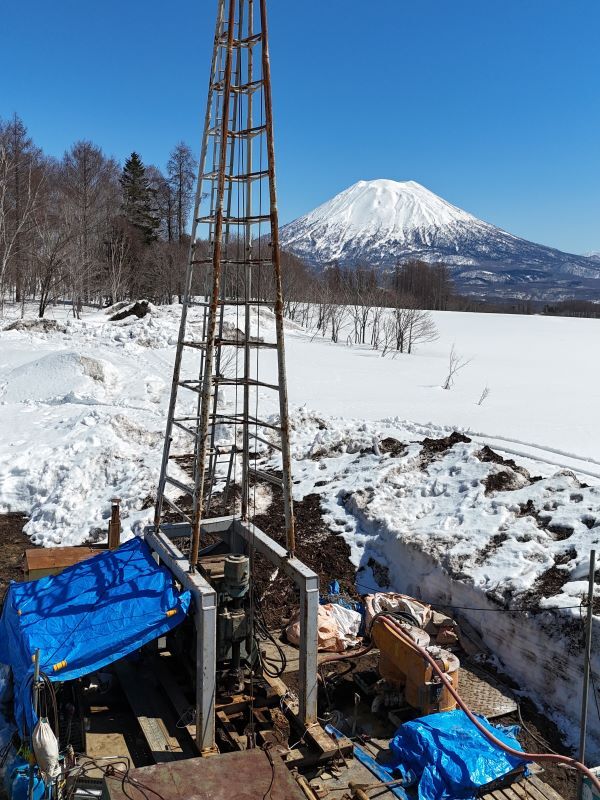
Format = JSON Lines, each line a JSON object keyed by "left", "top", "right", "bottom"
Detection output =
{"left": 371, "top": 617, "right": 459, "bottom": 715}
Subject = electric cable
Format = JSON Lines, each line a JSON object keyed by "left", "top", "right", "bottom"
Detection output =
{"left": 351, "top": 574, "right": 593, "bottom": 614}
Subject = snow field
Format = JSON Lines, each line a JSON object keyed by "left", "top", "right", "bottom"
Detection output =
{"left": 0, "top": 301, "right": 599, "bottom": 756}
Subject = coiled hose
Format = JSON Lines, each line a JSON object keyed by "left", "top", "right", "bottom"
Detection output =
{"left": 378, "top": 615, "right": 600, "bottom": 794}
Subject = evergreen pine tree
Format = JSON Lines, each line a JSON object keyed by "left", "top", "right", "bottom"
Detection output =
{"left": 120, "top": 152, "right": 160, "bottom": 243}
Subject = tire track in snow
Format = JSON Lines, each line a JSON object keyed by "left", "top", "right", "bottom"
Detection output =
{"left": 462, "top": 430, "right": 600, "bottom": 481}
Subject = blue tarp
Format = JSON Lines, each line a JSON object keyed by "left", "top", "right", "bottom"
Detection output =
{"left": 0, "top": 537, "right": 191, "bottom": 735}
{"left": 390, "top": 710, "right": 530, "bottom": 800}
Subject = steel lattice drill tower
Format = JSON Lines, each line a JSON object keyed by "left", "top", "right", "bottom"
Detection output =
{"left": 154, "top": 0, "right": 295, "bottom": 568}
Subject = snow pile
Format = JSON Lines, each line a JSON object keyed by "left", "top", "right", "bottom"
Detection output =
{"left": 1, "top": 352, "right": 119, "bottom": 404}
{"left": 282, "top": 411, "right": 600, "bottom": 610}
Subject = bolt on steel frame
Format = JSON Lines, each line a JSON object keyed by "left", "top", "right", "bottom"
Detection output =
{"left": 147, "top": 0, "right": 318, "bottom": 753}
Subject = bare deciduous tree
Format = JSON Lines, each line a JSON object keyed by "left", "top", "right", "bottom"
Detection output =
{"left": 0, "top": 123, "right": 44, "bottom": 312}
{"left": 477, "top": 385, "right": 491, "bottom": 405}
{"left": 442, "top": 344, "right": 471, "bottom": 390}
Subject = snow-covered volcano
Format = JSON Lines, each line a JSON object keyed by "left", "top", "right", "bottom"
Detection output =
{"left": 280, "top": 180, "right": 600, "bottom": 300}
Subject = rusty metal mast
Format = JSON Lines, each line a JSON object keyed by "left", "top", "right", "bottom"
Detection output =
{"left": 154, "top": 0, "right": 295, "bottom": 568}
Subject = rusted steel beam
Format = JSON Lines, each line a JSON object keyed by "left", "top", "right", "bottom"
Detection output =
{"left": 153, "top": 0, "right": 226, "bottom": 531}
{"left": 259, "top": 0, "right": 296, "bottom": 557}
{"left": 190, "top": 0, "right": 237, "bottom": 572}
{"left": 108, "top": 497, "right": 121, "bottom": 550}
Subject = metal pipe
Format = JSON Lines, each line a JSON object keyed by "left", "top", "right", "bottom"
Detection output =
{"left": 258, "top": 0, "right": 296, "bottom": 556}
{"left": 241, "top": 0, "right": 254, "bottom": 523}
{"left": 28, "top": 649, "right": 41, "bottom": 800}
{"left": 578, "top": 548, "right": 596, "bottom": 799}
{"left": 108, "top": 497, "right": 121, "bottom": 550}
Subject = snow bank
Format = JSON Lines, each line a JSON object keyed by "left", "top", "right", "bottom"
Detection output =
{"left": 277, "top": 410, "right": 600, "bottom": 759}
{"left": 1, "top": 352, "right": 119, "bottom": 404}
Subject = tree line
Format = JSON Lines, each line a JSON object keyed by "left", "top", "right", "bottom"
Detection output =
{"left": 0, "top": 114, "right": 196, "bottom": 316}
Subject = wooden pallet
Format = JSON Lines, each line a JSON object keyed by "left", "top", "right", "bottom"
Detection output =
{"left": 481, "top": 774, "right": 565, "bottom": 800}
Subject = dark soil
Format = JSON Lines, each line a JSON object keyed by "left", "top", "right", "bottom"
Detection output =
{"left": 378, "top": 437, "right": 407, "bottom": 457}
{"left": 518, "top": 548, "right": 577, "bottom": 614}
{"left": 0, "top": 513, "right": 32, "bottom": 602}
{"left": 110, "top": 300, "right": 151, "bottom": 321}
{"left": 477, "top": 445, "right": 520, "bottom": 469}
{"left": 475, "top": 532, "right": 509, "bottom": 565}
{"left": 150, "top": 460, "right": 357, "bottom": 628}
{"left": 420, "top": 431, "right": 471, "bottom": 467}
{"left": 251, "top": 487, "right": 358, "bottom": 628}
{"left": 478, "top": 446, "right": 542, "bottom": 495}
{"left": 484, "top": 470, "right": 525, "bottom": 493}
{"left": 360, "top": 556, "right": 391, "bottom": 588}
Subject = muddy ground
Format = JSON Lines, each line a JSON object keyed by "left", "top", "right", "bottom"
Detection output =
{"left": 0, "top": 513, "right": 33, "bottom": 604}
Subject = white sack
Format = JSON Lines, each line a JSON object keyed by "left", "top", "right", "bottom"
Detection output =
{"left": 32, "top": 718, "right": 60, "bottom": 783}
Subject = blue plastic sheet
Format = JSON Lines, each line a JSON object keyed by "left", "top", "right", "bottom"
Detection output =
{"left": 0, "top": 537, "right": 191, "bottom": 735}
{"left": 390, "top": 709, "right": 530, "bottom": 800}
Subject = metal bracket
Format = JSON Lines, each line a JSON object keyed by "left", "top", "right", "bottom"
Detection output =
{"left": 145, "top": 515, "right": 319, "bottom": 732}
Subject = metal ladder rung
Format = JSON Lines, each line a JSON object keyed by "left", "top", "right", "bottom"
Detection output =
{"left": 213, "top": 377, "right": 280, "bottom": 391}
{"left": 200, "top": 169, "right": 269, "bottom": 183}
{"left": 196, "top": 214, "right": 271, "bottom": 225}
{"left": 189, "top": 258, "right": 273, "bottom": 267}
{"left": 189, "top": 413, "right": 282, "bottom": 433}
{"left": 232, "top": 33, "right": 262, "bottom": 47}
{"left": 228, "top": 125, "right": 266, "bottom": 139}
{"left": 165, "top": 476, "right": 195, "bottom": 497}
{"left": 182, "top": 339, "right": 277, "bottom": 350}
{"left": 172, "top": 420, "right": 200, "bottom": 438}
{"left": 248, "top": 468, "right": 283, "bottom": 488}
{"left": 162, "top": 495, "right": 193, "bottom": 524}
{"left": 249, "top": 432, "right": 281, "bottom": 452}
{"left": 231, "top": 79, "right": 264, "bottom": 93}
{"left": 185, "top": 300, "right": 274, "bottom": 309}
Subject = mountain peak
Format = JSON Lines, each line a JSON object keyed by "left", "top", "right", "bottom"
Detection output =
{"left": 279, "top": 179, "right": 600, "bottom": 301}
{"left": 282, "top": 179, "right": 482, "bottom": 256}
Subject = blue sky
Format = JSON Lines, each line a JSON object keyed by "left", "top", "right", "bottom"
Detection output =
{"left": 1, "top": 0, "right": 599, "bottom": 254}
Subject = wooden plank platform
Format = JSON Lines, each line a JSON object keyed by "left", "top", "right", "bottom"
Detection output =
{"left": 481, "top": 774, "right": 565, "bottom": 800}
{"left": 153, "top": 655, "right": 197, "bottom": 747}
{"left": 24, "top": 545, "right": 103, "bottom": 579}
{"left": 114, "top": 661, "right": 195, "bottom": 764}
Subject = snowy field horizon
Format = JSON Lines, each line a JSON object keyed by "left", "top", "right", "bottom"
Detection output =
{"left": 1, "top": 299, "right": 599, "bottom": 757}
{"left": 1, "top": 299, "right": 599, "bottom": 538}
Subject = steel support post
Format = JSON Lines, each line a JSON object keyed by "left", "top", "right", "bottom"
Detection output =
{"left": 144, "top": 528, "right": 218, "bottom": 754}
{"left": 231, "top": 518, "right": 319, "bottom": 725}
{"left": 578, "top": 549, "right": 596, "bottom": 798}
{"left": 298, "top": 574, "right": 319, "bottom": 725}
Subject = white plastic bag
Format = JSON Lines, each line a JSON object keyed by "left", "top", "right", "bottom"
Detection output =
{"left": 286, "top": 603, "right": 362, "bottom": 652}
{"left": 32, "top": 718, "right": 60, "bottom": 783}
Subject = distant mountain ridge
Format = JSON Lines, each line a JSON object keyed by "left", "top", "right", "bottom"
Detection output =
{"left": 279, "top": 180, "right": 600, "bottom": 301}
